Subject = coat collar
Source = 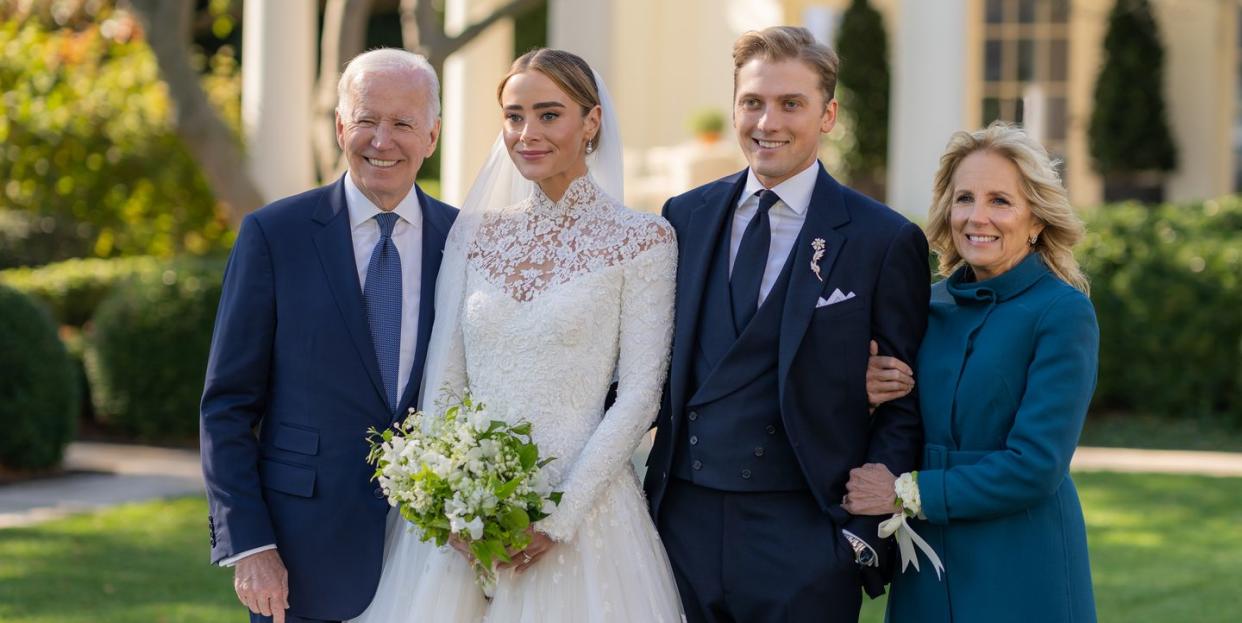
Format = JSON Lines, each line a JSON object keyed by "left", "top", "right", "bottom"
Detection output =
{"left": 945, "top": 252, "right": 1049, "bottom": 304}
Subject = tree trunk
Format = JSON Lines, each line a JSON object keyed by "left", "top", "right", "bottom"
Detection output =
{"left": 313, "top": 0, "right": 375, "bottom": 182}
{"left": 401, "top": 0, "right": 544, "bottom": 74}
{"left": 127, "top": 0, "right": 264, "bottom": 227}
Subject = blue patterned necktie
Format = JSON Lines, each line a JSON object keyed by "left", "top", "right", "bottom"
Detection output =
{"left": 730, "top": 189, "right": 780, "bottom": 333}
{"left": 364, "top": 212, "right": 402, "bottom": 412}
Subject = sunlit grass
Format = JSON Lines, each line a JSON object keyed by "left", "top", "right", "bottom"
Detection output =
{"left": 2, "top": 472, "right": 1239, "bottom": 622}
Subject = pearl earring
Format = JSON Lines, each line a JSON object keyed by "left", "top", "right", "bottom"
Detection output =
{"left": 1028, "top": 233, "right": 1039, "bottom": 246}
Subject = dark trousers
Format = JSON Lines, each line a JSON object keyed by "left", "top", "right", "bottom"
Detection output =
{"left": 657, "top": 478, "right": 864, "bottom": 623}
{"left": 250, "top": 612, "right": 338, "bottom": 623}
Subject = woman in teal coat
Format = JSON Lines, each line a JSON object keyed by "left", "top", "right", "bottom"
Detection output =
{"left": 849, "top": 123, "right": 1098, "bottom": 622}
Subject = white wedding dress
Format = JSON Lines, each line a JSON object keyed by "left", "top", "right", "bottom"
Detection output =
{"left": 350, "top": 174, "right": 685, "bottom": 622}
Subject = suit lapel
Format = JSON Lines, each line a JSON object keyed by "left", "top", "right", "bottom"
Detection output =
{"left": 669, "top": 172, "right": 747, "bottom": 416}
{"left": 396, "top": 185, "right": 452, "bottom": 416}
{"left": 311, "top": 176, "right": 389, "bottom": 409}
{"left": 777, "top": 165, "right": 850, "bottom": 400}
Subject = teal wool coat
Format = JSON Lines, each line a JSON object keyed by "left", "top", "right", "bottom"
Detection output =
{"left": 886, "top": 254, "right": 1098, "bottom": 623}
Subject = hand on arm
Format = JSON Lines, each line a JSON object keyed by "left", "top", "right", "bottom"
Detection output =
{"left": 866, "top": 339, "right": 914, "bottom": 412}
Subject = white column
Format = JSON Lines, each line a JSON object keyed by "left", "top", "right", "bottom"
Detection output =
{"left": 549, "top": 0, "right": 613, "bottom": 80}
{"left": 442, "top": 0, "right": 515, "bottom": 206}
{"left": 242, "top": 0, "right": 316, "bottom": 201}
{"left": 887, "top": 0, "right": 968, "bottom": 218}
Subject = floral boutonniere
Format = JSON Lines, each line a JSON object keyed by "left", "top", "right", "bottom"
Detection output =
{"left": 810, "top": 238, "right": 826, "bottom": 282}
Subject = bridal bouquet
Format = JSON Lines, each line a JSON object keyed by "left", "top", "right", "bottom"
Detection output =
{"left": 367, "top": 393, "right": 561, "bottom": 596}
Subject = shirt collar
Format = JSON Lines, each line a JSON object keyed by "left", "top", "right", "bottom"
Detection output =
{"left": 344, "top": 172, "right": 423, "bottom": 231}
{"left": 737, "top": 160, "right": 820, "bottom": 216}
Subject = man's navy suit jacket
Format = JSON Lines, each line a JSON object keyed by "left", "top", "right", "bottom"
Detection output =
{"left": 643, "top": 165, "right": 929, "bottom": 595}
{"left": 200, "top": 176, "right": 456, "bottom": 620}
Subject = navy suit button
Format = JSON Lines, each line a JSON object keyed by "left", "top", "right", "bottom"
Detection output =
{"left": 662, "top": 471, "right": 668, "bottom": 480}
{"left": 754, "top": 446, "right": 765, "bottom": 457}
{"left": 692, "top": 460, "right": 703, "bottom": 471}
{"left": 689, "top": 435, "right": 699, "bottom": 445}
{"left": 688, "top": 411, "right": 699, "bottom": 421}
{"left": 766, "top": 425, "right": 776, "bottom": 435}
{"left": 373, "top": 487, "right": 385, "bottom": 499}
{"left": 741, "top": 469, "right": 752, "bottom": 479}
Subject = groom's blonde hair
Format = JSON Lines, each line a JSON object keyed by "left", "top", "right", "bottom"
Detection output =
{"left": 732, "top": 26, "right": 839, "bottom": 106}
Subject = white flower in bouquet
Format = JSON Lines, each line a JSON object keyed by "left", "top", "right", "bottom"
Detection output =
{"left": 366, "top": 392, "right": 562, "bottom": 596}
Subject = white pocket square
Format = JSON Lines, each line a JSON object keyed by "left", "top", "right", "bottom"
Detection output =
{"left": 816, "top": 288, "right": 856, "bottom": 308}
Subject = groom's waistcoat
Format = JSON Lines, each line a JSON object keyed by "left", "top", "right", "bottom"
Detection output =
{"left": 671, "top": 213, "right": 808, "bottom": 492}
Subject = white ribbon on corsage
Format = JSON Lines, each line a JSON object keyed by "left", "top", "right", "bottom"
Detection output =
{"left": 878, "top": 511, "right": 944, "bottom": 580}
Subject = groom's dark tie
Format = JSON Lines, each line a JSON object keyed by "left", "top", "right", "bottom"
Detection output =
{"left": 364, "top": 211, "right": 401, "bottom": 412}
{"left": 730, "top": 189, "right": 780, "bottom": 333}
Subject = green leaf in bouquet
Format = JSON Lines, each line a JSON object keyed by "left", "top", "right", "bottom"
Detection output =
{"left": 510, "top": 421, "right": 532, "bottom": 436}
{"left": 500, "top": 507, "right": 531, "bottom": 532}
{"left": 495, "top": 477, "right": 522, "bottom": 499}
{"left": 517, "top": 443, "right": 538, "bottom": 470}
{"left": 548, "top": 491, "right": 563, "bottom": 505}
{"left": 536, "top": 457, "right": 557, "bottom": 468}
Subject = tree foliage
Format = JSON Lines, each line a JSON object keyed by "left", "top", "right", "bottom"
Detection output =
{"left": 834, "top": 0, "right": 890, "bottom": 178}
{"left": 0, "top": 9, "right": 236, "bottom": 264}
{"left": 1087, "top": 0, "right": 1177, "bottom": 175}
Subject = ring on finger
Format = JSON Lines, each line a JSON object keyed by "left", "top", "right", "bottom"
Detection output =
{"left": 522, "top": 553, "right": 533, "bottom": 563}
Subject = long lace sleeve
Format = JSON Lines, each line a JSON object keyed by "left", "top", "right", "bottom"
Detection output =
{"left": 535, "top": 225, "right": 677, "bottom": 542}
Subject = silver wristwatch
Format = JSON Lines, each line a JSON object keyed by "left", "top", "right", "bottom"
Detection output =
{"left": 845, "top": 533, "right": 878, "bottom": 567}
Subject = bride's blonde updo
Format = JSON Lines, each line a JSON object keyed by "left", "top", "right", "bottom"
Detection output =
{"left": 497, "top": 48, "right": 603, "bottom": 152}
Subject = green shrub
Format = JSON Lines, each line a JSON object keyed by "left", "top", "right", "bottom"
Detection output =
{"left": 85, "top": 258, "right": 225, "bottom": 440}
{"left": 0, "top": 256, "right": 167, "bottom": 326}
{"left": 0, "top": 283, "right": 78, "bottom": 469}
{"left": 1079, "top": 196, "right": 1241, "bottom": 422}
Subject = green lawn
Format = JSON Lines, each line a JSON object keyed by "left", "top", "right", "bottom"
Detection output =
{"left": 1080, "top": 412, "right": 1242, "bottom": 453}
{"left": 3, "top": 472, "right": 1240, "bottom": 622}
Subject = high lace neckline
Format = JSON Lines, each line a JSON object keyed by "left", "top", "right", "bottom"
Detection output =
{"left": 528, "top": 174, "right": 601, "bottom": 218}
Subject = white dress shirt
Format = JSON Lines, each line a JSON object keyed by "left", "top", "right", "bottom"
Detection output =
{"left": 728, "top": 161, "right": 819, "bottom": 305}
{"left": 219, "top": 174, "right": 424, "bottom": 568}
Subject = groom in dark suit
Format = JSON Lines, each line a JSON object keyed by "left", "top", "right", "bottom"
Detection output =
{"left": 644, "top": 27, "right": 929, "bottom": 623}
{"left": 200, "top": 49, "right": 456, "bottom": 623}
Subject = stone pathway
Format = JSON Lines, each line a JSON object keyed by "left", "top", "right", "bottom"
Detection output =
{"left": 2, "top": 441, "right": 1241, "bottom": 530}
{"left": 0, "top": 442, "right": 202, "bottom": 529}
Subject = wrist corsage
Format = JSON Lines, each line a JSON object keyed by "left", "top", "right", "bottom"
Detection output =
{"left": 878, "top": 471, "right": 944, "bottom": 579}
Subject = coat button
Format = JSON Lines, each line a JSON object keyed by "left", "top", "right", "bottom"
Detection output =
{"left": 692, "top": 460, "right": 703, "bottom": 471}
{"left": 688, "top": 411, "right": 699, "bottom": 421}
{"left": 689, "top": 435, "right": 699, "bottom": 445}
{"left": 373, "top": 487, "right": 385, "bottom": 499}
{"left": 741, "top": 469, "right": 752, "bottom": 479}
{"left": 754, "top": 446, "right": 765, "bottom": 457}
{"left": 766, "top": 425, "right": 777, "bottom": 435}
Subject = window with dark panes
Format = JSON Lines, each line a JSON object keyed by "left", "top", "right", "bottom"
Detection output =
{"left": 980, "top": 0, "right": 1071, "bottom": 170}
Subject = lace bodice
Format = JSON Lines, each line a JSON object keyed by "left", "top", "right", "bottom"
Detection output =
{"left": 432, "top": 175, "right": 677, "bottom": 542}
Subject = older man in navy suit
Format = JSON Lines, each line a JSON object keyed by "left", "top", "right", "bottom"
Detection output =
{"left": 200, "top": 49, "right": 456, "bottom": 623}
{"left": 644, "top": 27, "right": 929, "bottom": 623}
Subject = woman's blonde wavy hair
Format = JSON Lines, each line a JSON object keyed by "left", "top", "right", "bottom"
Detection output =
{"left": 926, "top": 122, "right": 1089, "bottom": 293}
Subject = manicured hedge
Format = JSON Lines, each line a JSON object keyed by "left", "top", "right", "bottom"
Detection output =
{"left": 0, "top": 257, "right": 166, "bottom": 326}
{"left": 1079, "top": 196, "right": 1241, "bottom": 422}
{"left": 84, "top": 258, "right": 225, "bottom": 441}
{"left": 0, "top": 284, "right": 78, "bottom": 469}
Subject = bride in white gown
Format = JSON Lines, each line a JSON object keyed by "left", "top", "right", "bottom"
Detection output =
{"left": 350, "top": 49, "right": 685, "bottom": 622}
